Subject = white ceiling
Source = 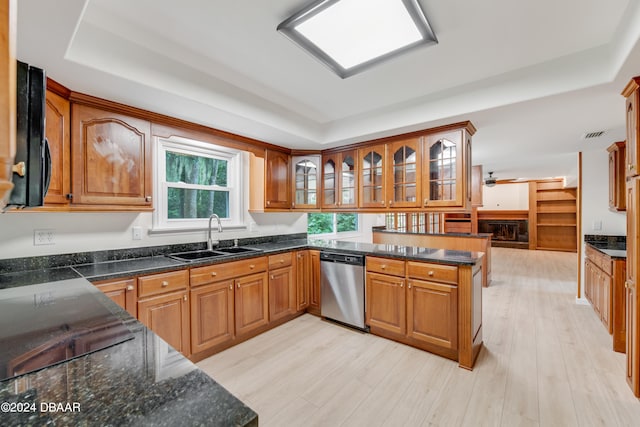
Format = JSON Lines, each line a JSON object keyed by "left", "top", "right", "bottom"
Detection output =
{"left": 15, "top": 0, "right": 640, "bottom": 181}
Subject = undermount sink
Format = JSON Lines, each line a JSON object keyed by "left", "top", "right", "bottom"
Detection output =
{"left": 216, "top": 247, "right": 262, "bottom": 254}
{"left": 167, "top": 250, "right": 227, "bottom": 262}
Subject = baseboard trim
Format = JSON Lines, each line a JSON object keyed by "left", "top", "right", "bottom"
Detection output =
{"left": 575, "top": 296, "right": 590, "bottom": 306}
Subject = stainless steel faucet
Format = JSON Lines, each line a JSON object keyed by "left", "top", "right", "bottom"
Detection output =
{"left": 207, "top": 213, "right": 223, "bottom": 250}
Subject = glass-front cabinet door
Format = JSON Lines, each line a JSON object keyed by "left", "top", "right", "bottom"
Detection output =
{"left": 321, "top": 153, "right": 338, "bottom": 208}
{"left": 387, "top": 138, "right": 421, "bottom": 208}
{"left": 292, "top": 154, "right": 320, "bottom": 209}
{"left": 422, "top": 129, "right": 471, "bottom": 209}
{"left": 359, "top": 144, "right": 387, "bottom": 208}
{"left": 339, "top": 150, "right": 357, "bottom": 208}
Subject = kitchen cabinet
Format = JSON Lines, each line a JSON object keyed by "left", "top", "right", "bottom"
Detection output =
{"left": 292, "top": 154, "right": 320, "bottom": 209}
{"left": 359, "top": 144, "right": 387, "bottom": 208}
{"left": 94, "top": 278, "right": 137, "bottom": 318}
{"left": 365, "top": 257, "right": 406, "bottom": 336}
{"left": 43, "top": 87, "right": 71, "bottom": 205}
{"left": 365, "top": 255, "right": 482, "bottom": 369}
{"left": 0, "top": 0, "right": 16, "bottom": 208}
{"left": 295, "top": 250, "right": 310, "bottom": 311}
{"left": 264, "top": 148, "right": 291, "bottom": 209}
{"left": 608, "top": 141, "right": 626, "bottom": 211}
{"left": 622, "top": 78, "right": 640, "bottom": 178}
{"left": 137, "top": 270, "right": 190, "bottom": 356}
{"left": 268, "top": 253, "right": 296, "bottom": 321}
{"left": 471, "top": 165, "right": 483, "bottom": 207}
{"left": 71, "top": 103, "right": 152, "bottom": 209}
{"left": 308, "top": 250, "right": 321, "bottom": 315}
{"left": 626, "top": 177, "right": 640, "bottom": 396}
{"left": 190, "top": 279, "right": 235, "bottom": 354}
{"left": 422, "top": 128, "right": 472, "bottom": 210}
{"left": 387, "top": 138, "right": 421, "bottom": 208}
{"left": 190, "top": 256, "right": 268, "bottom": 355}
{"left": 322, "top": 149, "right": 358, "bottom": 209}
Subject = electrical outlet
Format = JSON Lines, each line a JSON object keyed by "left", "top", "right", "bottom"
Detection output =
{"left": 592, "top": 220, "right": 602, "bottom": 231}
{"left": 132, "top": 226, "right": 143, "bottom": 240}
{"left": 34, "top": 229, "right": 56, "bottom": 246}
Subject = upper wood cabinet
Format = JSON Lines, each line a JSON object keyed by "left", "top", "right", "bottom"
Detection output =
{"left": 71, "top": 104, "right": 152, "bottom": 208}
{"left": 264, "top": 149, "right": 291, "bottom": 209}
{"left": 291, "top": 154, "right": 320, "bottom": 210}
{"left": 471, "top": 165, "right": 483, "bottom": 207}
{"left": 623, "top": 78, "right": 640, "bottom": 178}
{"left": 608, "top": 141, "right": 626, "bottom": 211}
{"left": 422, "top": 128, "right": 472, "bottom": 210}
{"left": 322, "top": 149, "right": 357, "bottom": 209}
{"left": 387, "top": 138, "right": 421, "bottom": 208}
{"left": 359, "top": 144, "right": 387, "bottom": 208}
{"left": 44, "top": 89, "right": 70, "bottom": 205}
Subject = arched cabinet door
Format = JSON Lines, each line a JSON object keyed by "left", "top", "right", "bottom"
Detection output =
{"left": 359, "top": 145, "right": 386, "bottom": 208}
{"left": 387, "top": 138, "right": 421, "bottom": 208}
{"left": 321, "top": 154, "right": 337, "bottom": 208}
{"left": 292, "top": 155, "right": 320, "bottom": 209}
{"left": 322, "top": 149, "right": 358, "bottom": 209}
{"left": 71, "top": 104, "right": 152, "bottom": 207}
{"left": 422, "top": 129, "right": 471, "bottom": 210}
{"left": 264, "top": 149, "right": 291, "bottom": 209}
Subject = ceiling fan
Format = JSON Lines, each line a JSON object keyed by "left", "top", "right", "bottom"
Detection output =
{"left": 484, "top": 171, "right": 521, "bottom": 187}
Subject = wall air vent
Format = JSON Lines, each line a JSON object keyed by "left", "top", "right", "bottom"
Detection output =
{"left": 582, "top": 130, "right": 606, "bottom": 139}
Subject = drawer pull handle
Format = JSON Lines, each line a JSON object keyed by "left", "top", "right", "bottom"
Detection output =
{"left": 381, "top": 265, "right": 386, "bottom": 269}
{"left": 271, "top": 275, "right": 275, "bottom": 279}
{"left": 250, "top": 264, "right": 255, "bottom": 269}
{"left": 126, "top": 285, "right": 134, "bottom": 291}
{"left": 400, "top": 283, "right": 404, "bottom": 288}
{"left": 211, "top": 272, "right": 217, "bottom": 277}
{"left": 428, "top": 271, "right": 435, "bottom": 276}
{"left": 229, "top": 284, "right": 232, "bottom": 290}
{"left": 408, "top": 283, "right": 412, "bottom": 289}
{"left": 161, "top": 281, "right": 169, "bottom": 287}
{"left": 237, "top": 283, "right": 240, "bottom": 289}
{"left": 280, "top": 259, "right": 284, "bottom": 263}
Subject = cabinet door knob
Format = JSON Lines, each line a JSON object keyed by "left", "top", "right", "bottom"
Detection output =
{"left": 183, "top": 295, "right": 187, "bottom": 301}
{"left": 400, "top": 283, "right": 404, "bottom": 288}
{"left": 211, "top": 272, "right": 217, "bottom": 277}
{"left": 266, "top": 201, "right": 271, "bottom": 206}
{"left": 250, "top": 264, "right": 255, "bottom": 269}
{"left": 237, "top": 283, "right": 240, "bottom": 289}
{"left": 161, "top": 281, "right": 169, "bottom": 287}
{"left": 428, "top": 271, "right": 434, "bottom": 276}
{"left": 381, "top": 264, "right": 386, "bottom": 269}
{"left": 408, "top": 283, "right": 412, "bottom": 289}
{"left": 145, "top": 196, "right": 152, "bottom": 202}
{"left": 271, "top": 275, "right": 275, "bottom": 280}
{"left": 424, "top": 199, "right": 428, "bottom": 205}
{"left": 229, "top": 284, "right": 232, "bottom": 290}
{"left": 280, "top": 259, "right": 284, "bottom": 263}
{"left": 126, "top": 285, "right": 134, "bottom": 291}
{"left": 389, "top": 200, "right": 393, "bottom": 205}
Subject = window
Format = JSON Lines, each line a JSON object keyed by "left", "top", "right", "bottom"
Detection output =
{"left": 308, "top": 213, "right": 359, "bottom": 235}
{"left": 154, "top": 136, "right": 243, "bottom": 231}
{"left": 385, "top": 212, "right": 441, "bottom": 233}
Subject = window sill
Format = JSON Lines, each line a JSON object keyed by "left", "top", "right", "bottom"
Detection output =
{"left": 149, "top": 224, "right": 247, "bottom": 235}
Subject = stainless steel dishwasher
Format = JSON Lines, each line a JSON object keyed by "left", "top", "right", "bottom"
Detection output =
{"left": 320, "top": 252, "right": 367, "bottom": 331}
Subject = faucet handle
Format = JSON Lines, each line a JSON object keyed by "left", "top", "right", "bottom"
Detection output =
{"left": 234, "top": 239, "right": 239, "bottom": 247}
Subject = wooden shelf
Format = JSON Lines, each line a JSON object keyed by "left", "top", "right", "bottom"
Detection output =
{"left": 537, "top": 223, "right": 577, "bottom": 227}
{"left": 529, "top": 179, "right": 577, "bottom": 252}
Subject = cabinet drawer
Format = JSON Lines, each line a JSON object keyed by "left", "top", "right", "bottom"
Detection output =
{"left": 191, "top": 256, "right": 268, "bottom": 288}
{"left": 268, "top": 252, "right": 293, "bottom": 269}
{"left": 407, "top": 261, "right": 458, "bottom": 285}
{"left": 138, "top": 270, "right": 188, "bottom": 298}
{"left": 366, "top": 256, "right": 405, "bottom": 277}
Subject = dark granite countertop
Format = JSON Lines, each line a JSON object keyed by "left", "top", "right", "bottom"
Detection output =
{"left": 0, "top": 277, "right": 258, "bottom": 426}
{"left": 585, "top": 234, "right": 627, "bottom": 260}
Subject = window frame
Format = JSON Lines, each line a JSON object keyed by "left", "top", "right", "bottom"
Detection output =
{"left": 153, "top": 135, "right": 244, "bottom": 232}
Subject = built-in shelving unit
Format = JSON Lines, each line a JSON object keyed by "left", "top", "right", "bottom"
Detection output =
{"left": 528, "top": 179, "right": 577, "bottom": 252}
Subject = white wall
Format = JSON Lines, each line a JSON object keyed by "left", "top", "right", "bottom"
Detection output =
{"left": 0, "top": 211, "right": 307, "bottom": 260}
{"left": 479, "top": 182, "right": 529, "bottom": 210}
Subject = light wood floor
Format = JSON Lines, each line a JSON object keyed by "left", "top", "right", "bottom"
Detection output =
{"left": 197, "top": 248, "right": 640, "bottom": 426}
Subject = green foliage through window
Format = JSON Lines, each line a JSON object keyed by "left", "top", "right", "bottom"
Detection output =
{"left": 308, "top": 213, "right": 358, "bottom": 235}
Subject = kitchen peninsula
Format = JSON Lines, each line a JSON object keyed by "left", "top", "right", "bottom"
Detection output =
{"left": 0, "top": 234, "right": 484, "bottom": 427}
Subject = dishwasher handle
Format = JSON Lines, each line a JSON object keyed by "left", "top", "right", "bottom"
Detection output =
{"left": 320, "top": 251, "right": 365, "bottom": 266}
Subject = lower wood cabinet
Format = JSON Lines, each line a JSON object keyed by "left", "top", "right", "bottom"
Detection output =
{"left": 308, "top": 250, "right": 321, "bottom": 315}
{"left": 138, "top": 290, "right": 190, "bottom": 357}
{"left": 93, "top": 278, "right": 137, "bottom": 318}
{"left": 235, "top": 272, "right": 269, "bottom": 336}
{"left": 268, "top": 265, "right": 296, "bottom": 322}
{"left": 365, "top": 255, "right": 481, "bottom": 370}
{"left": 366, "top": 271, "right": 406, "bottom": 336}
{"left": 584, "top": 244, "right": 626, "bottom": 352}
{"left": 407, "top": 279, "right": 458, "bottom": 350}
{"left": 190, "top": 280, "right": 235, "bottom": 354}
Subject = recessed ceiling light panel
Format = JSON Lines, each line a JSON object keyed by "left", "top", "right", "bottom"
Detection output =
{"left": 277, "top": 0, "right": 438, "bottom": 78}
